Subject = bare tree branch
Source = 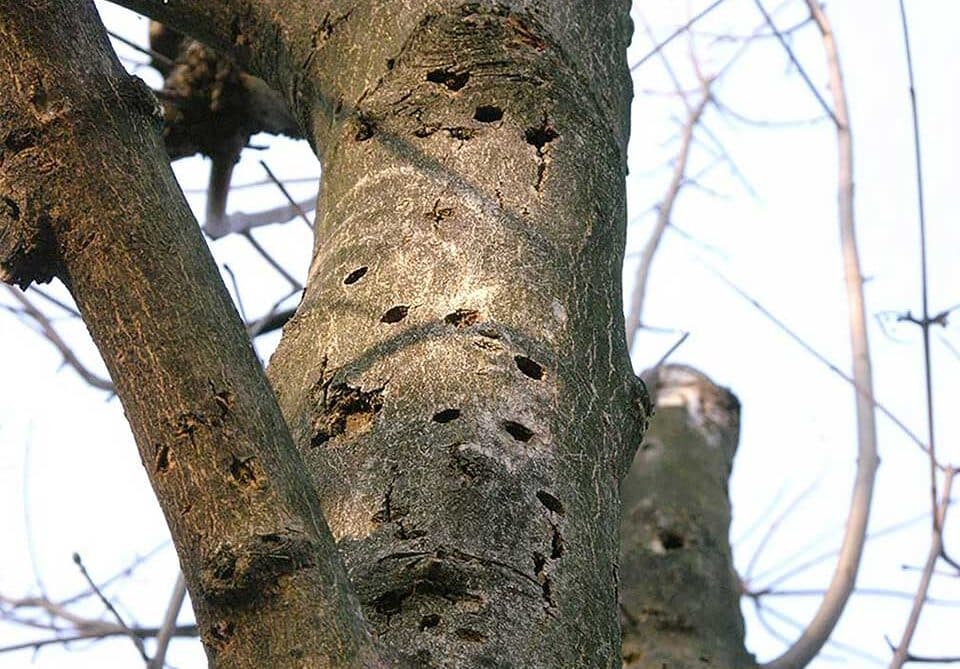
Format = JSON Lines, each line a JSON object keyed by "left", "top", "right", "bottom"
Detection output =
{"left": 762, "top": 4, "right": 879, "bottom": 667}
{"left": 4, "top": 286, "right": 114, "bottom": 392}
{"left": 147, "top": 573, "right": 187, "bottom": 669}
{"left": 889, "top": 467, "right": 957, "bottom": 668}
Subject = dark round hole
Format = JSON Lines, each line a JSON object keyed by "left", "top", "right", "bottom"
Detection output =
{"left": 344, "top": 266, "right": 368, "bottom": 284}
{"left": 502, "top": 420, "right": 534, "bottom": 442}
{"left": 426, "top": 68, "right": 469, "bottom": 91}
{"left": 514, "top": 355, "right": 544, "bottom": 380}
{"left": 380, "top": 305, "right": 409, "bottom": 323}
{"left": 432, "top": 408, "right": 461, "bottom": 423}
{"left": 474, "top": 105, "right": 503, "bottom": 123}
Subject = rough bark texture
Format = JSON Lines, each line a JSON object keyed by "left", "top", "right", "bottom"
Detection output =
{"left": 262, "top": 2, "right": 648, "bottom": 666}
{"left": 0, "top": 3, "right": 383, "bottom": 667}
{"left": 1, "top": 1, "right": 762, "bottom": 667}
{"left": 620, "top": 366, "right": 753, "bottom": 668}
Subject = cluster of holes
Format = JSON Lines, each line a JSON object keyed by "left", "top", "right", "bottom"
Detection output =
{"left": 502, "top": 420, "right": 534, "bottom": 442}
{"left": 432, "top": 408, "right": 461, "bottom": 423}
{"left": 514, "top": 355, "right": 544, "bottom": 380}
{"left": 473, "top": 105, "right": 503, "bottom": 123}
{"left": 426, "top": 68, "right": 470, "bottom": 91}
{"left": 381, "top": 305, "right": 409, "bottom": 323}
{"left": 536, "top": 490, "right": 564, "bottom": 515}
{"left": 343, "top": 266, "right": 367, "bottom": 284}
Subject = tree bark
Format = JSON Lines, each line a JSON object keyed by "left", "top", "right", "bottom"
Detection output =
{"left": 0, "top": 3, "right": 382, "bottom": 667}
{"left": 1, "top": 1, "right": 763, "bottom": 667}
{"left": 620, "top": 366, "right": 752, "bottom": 668}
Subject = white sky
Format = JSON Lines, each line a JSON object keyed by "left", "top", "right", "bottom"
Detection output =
{"left": 1, "top": 1, "right": 958, "bottom": 667}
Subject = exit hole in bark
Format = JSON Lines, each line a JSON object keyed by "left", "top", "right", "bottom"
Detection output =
{"left": 444, "top": 309, "right": 481, "bottom": 328}
{"left": 524, "top": 120, "right": 558, "bottom": 148}
{"left": 455, "top": 628, "right": 487, "bottom": 643}
{"left": 311, "top": 383, "right": 384, "bottom": 446}
{"left": 502, "top": 420, "right": 534, "bottom": 442}
{"left": 536, "top": 490, "right": 564, "bottom": 515}
{"left": 355, "top": 118, "right": 375, "bottom": 141}
{"left": 154, "top": 444, "right": 171, "bottom": 473}
{"left": 514, "top": 355, "right": 544, "bottom": 379}
{"left": 433, "top": 408, "right": 461, "bottom": 423}
{"left": 474, "top": 105, "right": 503, "bottom": 123}
{"left": 381, "top": 305, "right": 409, "bottom": 323}
{"left": 659, "top": 529, "right": 685, "bottom": 550}
{"left": 426, "top": 68, "right": 470, "bottom": 91}
{"left": 229, "top": 455, "right": 259, "bottom": 487}
{"left": 420, "top": 613, "right": 441, "bottom": 630}
{"left": 344, "top": 266, "right": 368, "bottom": 284}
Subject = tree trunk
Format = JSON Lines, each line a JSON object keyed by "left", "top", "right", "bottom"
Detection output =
{"left": 621, "top": 366, "right": 752, "bottom": 668}
{"left": 1, "top": 1, "right": 760, "bottom": 667}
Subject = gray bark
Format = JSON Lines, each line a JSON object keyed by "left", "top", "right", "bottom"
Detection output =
{"left": 1, "top": 1, "right": 761, "bottom": 667}
{"left": 621, "top": 366, "right": 752, "bottom": 668}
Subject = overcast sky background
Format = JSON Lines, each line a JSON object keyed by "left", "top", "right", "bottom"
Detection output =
{"left": 1, "top": 1, "right": 959, "bottom": 667}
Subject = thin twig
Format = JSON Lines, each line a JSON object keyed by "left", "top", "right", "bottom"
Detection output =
{"left": 749, "top": 0, "right": 840, "bottom": 127}
{"left": 0, "top": 625, "right": 198, "bottom": 655}
{"left": 222, "top": 264, "right": 248, "bottom": 323}
{"left": 72, "top": 553, "right": 147, "bottom": 660}
{"left": 630, "top": 0, "right": 729, "bottom": 72}
{"left": 897, "top": 0, "right": 939, "bottom": 526}
{"left": 29, "top": 286, "right": 80, "bottom": 318}
{"left": 753, "top": 587, "right": 960, "bottom": 607}
{"left": 259, "top": 160, "right": 314, "bottom": 230}
{"left": 147, "top": 573, "right": 187, "bottom": 669}
{"left": 697, "top": 257, "right": 929, "bottom": 457}
{"left": 21, "top": 441, "right": 46, "bottom": 598}
{"left": 888, "top": 467, "right": 956, "bottom": 668}
{"left": 744, "top": 479, "right": 820, "bottom": 581}
{"left": 106, "top": 30, "right": 174, "bottom": 69}
{"left": 753, "top": 503, "right": 953, "bottom": 587}
{"left": 242, "top": 230, "right": 302, "bottom": 290}
{"left": 761, "top": 604, "right": 887, "bottom": 665}
{"left": 625, "top": 89, "right": 710, "bottom": 349}
{"left": 4, "top": 286, "right": 114, "bottom": 392}
{"left": 183, "top": 175, "right": 319, "bottom": 193}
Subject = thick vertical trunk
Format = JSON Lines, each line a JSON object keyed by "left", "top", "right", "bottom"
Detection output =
{"left": 263, "top": 2, "right": 647, "bottom": 666}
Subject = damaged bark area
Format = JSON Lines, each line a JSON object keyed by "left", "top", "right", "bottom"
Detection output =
{"left": 266, "top": 2, "right": 645, "bottom": 667}
{"left": 149, "top": 23, "right": 299, "bottom": 162}
{"left": 620, "top": 366, "right": 754, "bottom": 668}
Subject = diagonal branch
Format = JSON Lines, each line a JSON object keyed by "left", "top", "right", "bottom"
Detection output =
{"left": 4, "top": 286, "right": 115, "bottom": 392}
{"left": 888, "top": 467, "right": 957, "bottom": 668}
{"left": 0, "top": 3, "right": 384, "bottom": 666}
